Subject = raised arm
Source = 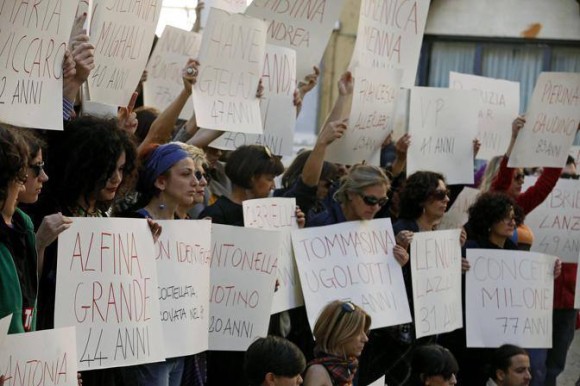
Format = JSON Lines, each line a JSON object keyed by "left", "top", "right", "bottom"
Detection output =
{"left": 491, "top": 116, "right": 525, "bottom": 192}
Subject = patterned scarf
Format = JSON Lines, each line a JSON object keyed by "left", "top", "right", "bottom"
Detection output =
{"left": 308, "top": 353, "right": 359, "bottom": 386}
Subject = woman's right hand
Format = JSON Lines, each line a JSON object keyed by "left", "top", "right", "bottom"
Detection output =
{"left": 395, "top": 230, "right": 413, "bottom": 249}
{"left": 36, "top": 213, "right": 73, "bottom": 250}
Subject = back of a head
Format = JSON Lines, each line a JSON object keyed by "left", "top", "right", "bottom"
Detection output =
{"left": 225, "top": 145, "right": 284, "bottom": 189}
{"left": 334, "top": 164, "right": 390, "bottom": 204}
{"left": 411, "top": 344, "right": 459, "bottom": 385}
{"left": 244, "top": 336, "right": 306, "bottom": 386}
{"left": 489, "top": 344, "right": 528, "bottom": 381}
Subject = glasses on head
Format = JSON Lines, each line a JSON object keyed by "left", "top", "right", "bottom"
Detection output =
{"left": 28, "top": 161, "right": 45, "bottom": 178}
{"left": 194, "top": 171, "right": 210, "bottom": 182}
{"left": 514, "top": 172, "right": 525, "bottom": 182}
{"left": 430, "top": 189, "right": 450, "bottom": 201}
{"left": 334, "top": 301, "right": 356, "bottom": 326}
{"left": 359, "top": 194, "right": 388, "bottom": 207}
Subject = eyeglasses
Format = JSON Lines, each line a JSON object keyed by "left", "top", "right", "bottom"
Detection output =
{"left": 194, "top": 171, "right": 210, "bottom": 182}
{"left": 514, "top": 173, "right": 525, "bottom": 181}
{"left": 29, "top": 162, "right": 45, "bottom": 178}
{"left": 561, "top": 173, "right": 579, "bottom": 180}
{"left": 359, "top": 194, "right": 388, "bottom": 207}
{"left": 501, "top": 216, "right": 516, "bottom": 225}
{"left": 430, "top": 189, "right": 450, "bottom": 201}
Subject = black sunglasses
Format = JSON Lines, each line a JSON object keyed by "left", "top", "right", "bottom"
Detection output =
{"left": 359, "top": 194, "right": 388, "bottom": 207}
{"left": 560, "top": 173, "right": 579, "bottom": 180}
{"left": 334, "top": 301, "right": 356, "bottom": 326}
{"left": 29, "top": 162, "right": 45, "bottom": 178}
{"left": 194, "top": 171, "right": 210, "bottom": 182}
{"left": 430, "top": 189, "right": 450, "bottom": 201}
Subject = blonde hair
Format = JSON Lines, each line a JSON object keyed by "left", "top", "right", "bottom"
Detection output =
{"left": 334, "top": 164, "right": 390, "bottom": 204}
{"left": 173, "top": 142, "right": 207, "bottom": 169}
{"left": 313, "top": 300, "right": 371, "bottom": 356}
{"left": 479, "top": 155, "right": 503, "bottom": 193}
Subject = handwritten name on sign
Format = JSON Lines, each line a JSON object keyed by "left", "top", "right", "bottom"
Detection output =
{"left": 449, "top": 72, "right": 520, "bottom": 161}
{"left": 246, "top": 0, "right": 346, "bottom": 80}
{"left": 155, "top": 220, "right": 211, "bottom": 358}
{"left": 243, "top": 197, "right": 304, "bottom": 313}
{"left": 350, "top": 0, "right": 430, "bottom": 88}
{"left": 0, "top": 0, "right": 76, "bottom": 130}
{"left": 522, "top": 177, "right": 580, "bottom": 263}
{"left": 326, "top": 67, "right": 403, "bottom": 166}
{"left": 411, "top": 229, "right": 462, "bottom": 339}
{"left": 292, "top": 219, "right": 412, "bottom": 331}
{"left": 209, "top": 44, "right": 297, "bottom": 155}
{"left": 509, "top": 72, "right": 580, "bottom": 168}
{"left": 407, "top": 87, "right": 479, "bottom": 184}
{"left": 144, "top": 26, "right": 202, "bottom": 120}
{"left": 88, "top": 0, "right": 162, "bottom": 106}
{"left": 209, "top": 224, "right": 281, "bottom": 351}
{"left": 54, "top": 218, "right": 165, "bottom": 371}
{"left": 193, "top": 8, "right": 267, "bottom": 134}
{"left": 438, "top": 187, "right": 480, "bottom": 231}
{"left": 466, "top": 249, "right": 555, "bottom": 348}
{"left": 200, "top": 0, "right": 249, "bottom": 28}
{"left": 0, "top": 327, "right": 77, "bottom": 386}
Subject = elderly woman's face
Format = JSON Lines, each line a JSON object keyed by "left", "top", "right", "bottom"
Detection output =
{"left": 346, "top": 183, "right": 388, "bottom": 220}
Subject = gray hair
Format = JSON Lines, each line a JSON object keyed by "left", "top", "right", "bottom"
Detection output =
{"left": 334, "top": 164, "right": 390, "bottom": 204}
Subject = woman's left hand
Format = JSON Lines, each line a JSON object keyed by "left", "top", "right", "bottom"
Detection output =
{"left": 461, "top": 258, "right": 471, "bottom": 272}
{"left": 295, "top": 206, "right": 306, "bottom": 229}
{"left": 554, "top": 258, "right": 562, "bottom": 279}
{"left": 393, "top": 244, "right": 409, "bottom": 267}
{"left": 460, "top": 228, "right": 467, "bottom": 247}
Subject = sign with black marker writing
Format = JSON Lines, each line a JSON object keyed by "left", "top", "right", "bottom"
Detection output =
{"left": 0, "top": 327, "right": 78, "bottom": 386}
{"left": 209, "top": 224, "right": 281, "bottom": 351}
{"left": 438, "top": 187, "right": 480, "bottom": 231}
{"left": 408, "top": 87, "right": 479, "bottom": 184}
{"left": 569, "top": 146, "right": 580, "bottom": 167}
{"left": 449, "top": 72, "right": 520, "bottom": 161}
{"left": 292, "top": 219, "right": 412, "bottom": 331}
{"left": 0, "top": 0, "right": 76, "bottom": 130}
{"left": 200, "top": 0, "right": 248, "bottom": 29}
{"left": 154, "top": 220, "right": 211, "bottom": 358}
{"left": 466, "top": 249, "right": 555, "bottom": 348}
{"left": 411, "top": 229, "right": 462, "bottom": 339}
{"left": 509, "top": 72, "right": 580, "bottom": 168}
{"left": 55, "top": 218, "right": 165, "bottom": 371}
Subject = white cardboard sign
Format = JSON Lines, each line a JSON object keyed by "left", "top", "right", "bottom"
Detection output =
{"left": 438, "top": 187, "right": 480, "bottom": 231}
{"left": 155, "top": 220, "right": 211, "bottom": 358}
{"left": 449, "top": 72, "right": 520, "bottom": 161}
{"left": 292, "top": 219, "right": 412, "bottom": 331}
{"left": 0, "top": 314, "right": 11, "bottom": 350}
{"left": 569, "top": 146, "right": 580, "bottom": 167}
{"left": 408, "top": 87, "right": 479, "bottom": 184}
{"left": 509, "top": 72, "right": 580, "bottom": 168}
{"left": 54, "top": 218, "right": 165, "bottom": 371}
{"left": 209, "top": 224, "right": 281, "bottom": 351}
{"left": 200, "top": 0, "right": 249, "bottom": 29}
{"left": 466, "top": 249, "right": 555, "bottom": 348}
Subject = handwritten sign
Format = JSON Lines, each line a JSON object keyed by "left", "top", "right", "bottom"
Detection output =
{"left": 0, "top": 314, "right": 10, "bottom": 349}
{"left": 368, "top": 375, "right": 386, "bottom": 386}
{"left": 438, "top": 187, "right": 480, "bottom": 230}
{"left": 449, "top": 72, "right": 520, "bottom": 161}
{"left": 466, "top": 249, "right": 555, "bottom": 348}
{"left": 209, "top": 44, "right": 297, "bottom": 155}
{"left": 54, "top": 218, "right": 165, "bottom": 371}
{"left": 155, "top": 220, "right": 211, "bottom": 358}
{"left": 193, "top": 8, "right": 267, "bottom": 134}
{"left": 200, "top": 0, "right": 249, "bottom": 28}
{"left": 243, "top": 197, "right": 304, "bottom": 313}
{"left": 509, "top": 72, "right": 580, "bottom": 168}
{"left": 0, "top": 0, "right": 76, "bottom": 130}
{"left": 0, "top": 327, "right": 77, "bottom": 385}
{"left": 570, "top": 146, "right": 580, "bottom": 167}
{"left": 292, "top": 219, "right": 412, "bottom": 331}
{"left": 209, "top": 224, "right": 281, "bottom": 351}
{"left": 407, "top": 87, "right": 479, "bottom": 184}
{"left": 326, "top": 67, "right": 403, "bottom": 165}
{"left": 522, "top": 177, "right": 580, "bottom": 263}
{"left": 411, "top": 230, "right": 462, "bottom": 339}
{"left": 144, "top": 26, "right": 202, "bottom": 120}
{"left": 350, "top": 0, "right": 430, "bottom": 87}
{"left": 88, "top": 0, "right": 162, "bottom": 106}
{"left": 245, "top": 0, "right": 346, "bottom": 80}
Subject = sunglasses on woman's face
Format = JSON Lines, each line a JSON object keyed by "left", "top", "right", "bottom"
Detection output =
{"left": 359, "top": 193, "right": 388, "bottom": 207}
{"left": 29, "top": 162, "right": 45, "bottom": 178}
{"left": 430, "top": 189, "right": 450, "bottom": 201}
{"left": 194, "top": 171, "right": 210, "bottom": 182}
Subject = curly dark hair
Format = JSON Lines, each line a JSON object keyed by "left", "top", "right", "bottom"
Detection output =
{"left": 47, "top": 116, "right": 137, "bottom": 209}
{"left": 225, "top": 145, "right": 284, "bottom": 189}
{"left": 0, "top": 126, "right": 29, "bottom": 204}
{"left": 18, "top": 128, "right": 46, "bottom": 159}
{"left": 467, "top": 191, "right": 517, "bottom": 239}
{"left": 398, "top": 171, "right": 446, "bottom": 220}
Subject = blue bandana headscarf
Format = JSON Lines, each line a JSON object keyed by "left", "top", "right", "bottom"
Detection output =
{"left": 144, "top": 143, "right": 189, "bottom": 187}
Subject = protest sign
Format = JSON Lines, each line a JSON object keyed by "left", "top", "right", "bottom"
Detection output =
{"left": 200, "top": 0, "right": 249, "bottom": 29}
{"left": 0, "top": 327, "right": 77, "bottom": 385}
{"left": 466, "top": 249, "right": 555, "bottom": 348}
{"left": 326, "top": 67, "right": 402, "bottom": 165}
{"left": 0, "top": 314, "right": 10, "bottom": 349}
{"left": 88, "top": 0, "right": 162, "bottom": 106}
{"left": 243, "top": 197, "right": 304, "bottom": 313}
{"left": 350, "top": 0, "right": 430, "bottom": 88}
{"left": 193, "top": 8, "right": 267, "bottom": 134}
{"left": 509, "top": 72, "right": 580, "bottom": 168}
{"left": 449, "top": 72, "right": 520, "bottom": 161}
{"left": 411, "top": 229, "right": 462, "bottom": 339}
{"left": 368, "top": 376, "right": 386, "bottom": 386}
{"left": 245, "top": 0, "right": 346, "bottom": 80}
{"left": 144, "top": 26, "right": 202, "bottom": 120}
{"left": 292, "top": 219, "right": 412, "bottom": 331}
{"left": 570, "top": 146, "right": 580, "bottom": 167}
{"left": 209, "top": 224, "right": 281, "bottom": 351}
{"left": 0, "top": 0, "right": 76, "bottom": 130}
{"left": 408, "top": 87, "right": 479, "bottom": 184}
{"left": 155, "top": 220, "right": 211, "bottom": 358}
{"left": 523, "top": 177, "right": 580, "bottom": 263}
{"left": 55, "top": 218, "right": 165, "bottom": 371}
{"left": 438, "top": 187, "right": 480, "bottom": 230}
{"left": 209, "top": 44, "right": 297, "bottom": 155}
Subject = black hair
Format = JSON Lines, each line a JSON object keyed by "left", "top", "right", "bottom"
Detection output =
{"left": 18, "top": 129, "right": 46, "bottom": 159}
{"left": 488, "top": 344, "right": 528, "bottom": 380}
{"left": 281, "top": 150, "right": 337, "bottom": 189}
{"left": 0, "top": 126, "right": 28, "bottom": 203}
{"left": 244, "top": 336, "right": 306, "bottom": 386}
{"left": 468, "top": 191, "right": 520, "bottom": 239}
{"left": 410, "top": 344, "right": 459, "bottom": 385}
{"left": 566, "top": 155, "right": 575, "bottom": 166}
{"left": 225, "top": 145, "right": 284, "bottom": 189}
{"left": 134, "top": 107, "right": 160, "bottom": 144}
{"left": 398, "top": 171, "right": 446, "bottom": 220}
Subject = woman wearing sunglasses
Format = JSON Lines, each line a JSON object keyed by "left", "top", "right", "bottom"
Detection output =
{"left": 303, "top": 300, "right": 371, "bottom": 386}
